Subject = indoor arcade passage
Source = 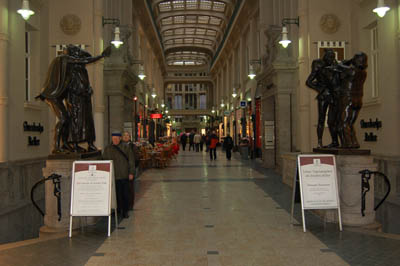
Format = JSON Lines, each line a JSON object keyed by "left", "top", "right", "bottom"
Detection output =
{"left": 0, "top": 150, "right": 399, "bottom": 266}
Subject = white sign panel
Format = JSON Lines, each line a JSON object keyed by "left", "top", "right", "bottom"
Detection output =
{"left": 292, "top": 154, "right": 342, "bottom": 232}
{"left": 299, "top": 156, "right": 339, "bottom": 209}
{"left": 71, "top": 162, "right": 111, "bottom": 216}
{"left": 70, "top": 161, "right": 117, "bottom": 237}
{"left": 264, "top": 121, "right": 274, "bottom": 149}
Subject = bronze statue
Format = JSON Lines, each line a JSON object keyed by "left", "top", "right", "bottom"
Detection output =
{"left": 37, "top": 45, "right": 111, "bottom": 153}
{"left": 306, "top": 49, "right": 339, "bottom": 148}
{"left": 336, "top": 53, "right": 368, "bottom": 148}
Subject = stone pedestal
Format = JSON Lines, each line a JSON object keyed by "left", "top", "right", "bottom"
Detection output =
{"left": 282, "top": 152, "right": 377, "bottom": 226}
{"left": 335, "top": 155, "right": 377, "bottom": 226}
{"left": 40, "top": 152, "right": 101, "bottom": 233}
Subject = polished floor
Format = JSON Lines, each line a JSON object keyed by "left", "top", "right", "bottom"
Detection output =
{"left": 0, "top": 148, "right": 399, "bottom": 266}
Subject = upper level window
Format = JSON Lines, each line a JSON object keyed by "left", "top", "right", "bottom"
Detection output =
{"left": 25, "top": 32, "right": 31, "bottom": 101}
{"left": 371, "top": 26, "right": 379, "bottom": 98}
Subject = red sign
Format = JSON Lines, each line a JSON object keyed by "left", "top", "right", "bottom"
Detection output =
{"left": 150, "top": 113, "right": 163, "bottom": 119}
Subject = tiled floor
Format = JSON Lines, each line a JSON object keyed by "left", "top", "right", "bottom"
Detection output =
{"left": 0, "top": 149, "right": 399, "bottom": 266}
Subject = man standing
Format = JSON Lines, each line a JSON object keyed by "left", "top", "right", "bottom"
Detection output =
{"left": 209, "top": 131, "right": 219, "bottom": 160}
{"left": 121, "top": 131, "right": 136, "bottom": 210}
{"left": 223, "top": 134, "right": 234, "bottom": 160}
{"left": 103, "top": 132, "right": 135, "bottom": 218}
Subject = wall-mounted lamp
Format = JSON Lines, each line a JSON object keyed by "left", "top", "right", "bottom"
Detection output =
{"left": 220, "top": 99, "right": 225, "bottom": 108}
{"left": 248, "top": 60, "right": 261, "bottom": 79}
{"left": 151, "top": 87, "right": 157, "bottom": 98}
{"left": 232, "top": 87, "right": 238, "bottom": 98}
{"left": 373, "top": 0, "right": 390, "bottom": 17}
{"left": 138, "top": 64, "right": 146, "bottom": 80}
{"left": 212, "top": 107, "right": 216, "bottom": 114}
{"left": 279, "top": 17, "right": 299, "bottom": 48}
{"left": 165, "top": 109, "right": 169, "bottom": 114}
{"left": 133, "top": 96, "right": 138, "bottom": 101}
{"left": 247, "top": 97, "right": 252, "bottom": 102}
{"left": 102, "top": 17, "right": 123, "bottom": 48}
{"left": 17, "top": 0, "right": 35, "bottom": 20}
{"left": 161, "top": 100, "right": 165, "bottom": 108}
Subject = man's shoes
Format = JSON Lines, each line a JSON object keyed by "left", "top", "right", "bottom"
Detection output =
{"left": 122, "top": 212, "right": 129, "bottom": 218}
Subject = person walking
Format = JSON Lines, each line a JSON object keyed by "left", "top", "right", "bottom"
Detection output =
{"left": 194, "top": 131, "right": 201, "bottom": 152}
{"left": 200, "top": 134, "right": 206, "bottom": 152}
{"left": 181, "top": 132, "right": 188, "bottom": 151}
{"left": 209, "top": 131, "right": 218, "bottom": 160}
{"left": 223, "top": 133, "right": 234, "bottom": 160}
{"left": 103, "top": 131, "right": 135, "bottom": 218}
{"left": 189, "top": 131, "right": 195, "bottom": 151}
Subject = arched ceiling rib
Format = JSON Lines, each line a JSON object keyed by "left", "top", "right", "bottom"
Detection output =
{"left": 148, "top": 0, "right": 237, "bottom": 67}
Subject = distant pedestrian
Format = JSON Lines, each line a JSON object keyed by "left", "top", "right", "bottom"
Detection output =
{"left": 189, "top": 131, "right": 195, "bottom": 151}
{"left": 223, "top": 134, "right": 234, "bottom": 160}
{"left": 200, "top": 134, "right": 206, "bottom": 151}
{"left": 209, "top": 131, "right": 218, "bottom": 160}
{"left": 181, "top": 133, "right": 188, "bottom": 151}
{"left": 194, "top": 132, "right": 201, "bottom": 152}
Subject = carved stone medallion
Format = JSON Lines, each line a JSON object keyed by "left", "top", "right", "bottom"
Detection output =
{"left": 320, "top": 14, "right": 340, "bottom": 34}
{"left": 60, "top": 14, "right": 81, "bottom": 36}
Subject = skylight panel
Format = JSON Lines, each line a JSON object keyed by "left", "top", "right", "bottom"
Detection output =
{"left": 175, "top": 28, "right": 184, "bottom": 35}
{"left": 196, "top": 28, "right": 206, "bottom": 35}
{"left": 186, "top": 15, "right": 197, "bottom": 23}
{"left": 199, "top": 0, "right": 212, "bottom": 10}
{"left": 213, "top": 1, "right": 226, "bottom": 12}
{"left": 185, "top": 28, "right": 195, "bottom": 34}
{"left": 204, "top": 40, "right": 213, "bottom": 45}
{"left": 186, "top": 0, "right": 198, "bottom": 9}
{"left": 209, "top": 17, "right": 221, "bottom": 25}
{"left": 205, "top": 29, "right": 217, "bottom": 36}
{"left": 174, "top": 15, "right": 185, "bottom": 23}
{"left": 175, "top": 39, "right": 183, "bottom": 44}
{"left": 194, "top": 39, "right": 203, "bottom": 44}
{"left": 159, "top": 1, "right": 172, "bottom": 12}
{"left": 198, "top": 16, "right": 209, "bottom": 24}
{"left": 164, "top": 30, "right": 173, "bottom": 36}
{"left": 172, "top": 0, "right": 185, "bottom": 10}
{"left": 184, "top": 38, "right": 194, "bottom": 44}
{"left": 162, "top": 17, "right": 173, "bottom": 25}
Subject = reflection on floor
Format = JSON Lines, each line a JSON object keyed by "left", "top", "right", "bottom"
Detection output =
{"left": 0, "top": 148, "right": 399, "bottom": 266}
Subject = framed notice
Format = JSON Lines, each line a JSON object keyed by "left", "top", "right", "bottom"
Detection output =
{"left": 264, "top": 121, "right": 275, "bottom": 149}
{"left": 69, "top": 161, "right": 117, "bottom": 237}
{"left": 291, "top": 154, "right": 342, "bottom": 232}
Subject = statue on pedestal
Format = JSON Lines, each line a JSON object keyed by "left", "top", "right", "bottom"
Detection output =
{"left": 306, "top": 50, "right": 368, "bottom": 149}
{"left": 37, "top": 45, "right": 111, "bottom": 153}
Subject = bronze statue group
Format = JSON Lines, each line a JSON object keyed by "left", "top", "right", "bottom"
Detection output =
{"left": 306, "top": 49, "right": 368, "bottom": 149}
{"left": 36, "top": 45, "right": 111, "bottom": 153}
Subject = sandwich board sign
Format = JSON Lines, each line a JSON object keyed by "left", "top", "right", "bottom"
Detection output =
{"left": 291, "top": 154, "right": 342, "bottom": 232}
{"left": 69, "top": 161, "right": 118, "bottom": 237}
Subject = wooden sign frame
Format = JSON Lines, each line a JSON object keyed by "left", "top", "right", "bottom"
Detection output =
{"left": 291, "top": 154, "right": 342, "bottom": 232}
{"left": 69, "top": 160, "right": 118, "bottom": 237}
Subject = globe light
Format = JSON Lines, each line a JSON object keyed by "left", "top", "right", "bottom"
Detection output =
{"left": 373, "top": 0, "right": 390, "bottom": 18}
{"left": 17, "top": 0, "right": 35, "bottom": 20}
{"left": 111, "top": 27, "right": 123, "bottom": 48}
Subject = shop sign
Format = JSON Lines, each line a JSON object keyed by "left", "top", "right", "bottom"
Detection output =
{"left": 150, "top": 113, "right": 163, "bottom": 119}
{"left": 240, "top": 101, "right": 247, "bottom": 108}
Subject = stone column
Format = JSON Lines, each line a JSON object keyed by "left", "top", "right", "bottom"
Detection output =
{"left": 0, "top": 0, "right": 9, "bottom": 162}
{"left": 93, "top": 0, "right": 105, "bottom": 150}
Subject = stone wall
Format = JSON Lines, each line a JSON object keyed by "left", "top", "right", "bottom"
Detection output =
{"left": 374, "top": 155, "right": 400, "bottom": 234}
{"left": 0, "top": 158, "right": 46, "bottom": 244}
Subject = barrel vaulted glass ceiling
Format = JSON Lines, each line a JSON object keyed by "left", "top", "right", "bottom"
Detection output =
{"left": 149, "top": 0, "right": 237, "bottom": 66}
